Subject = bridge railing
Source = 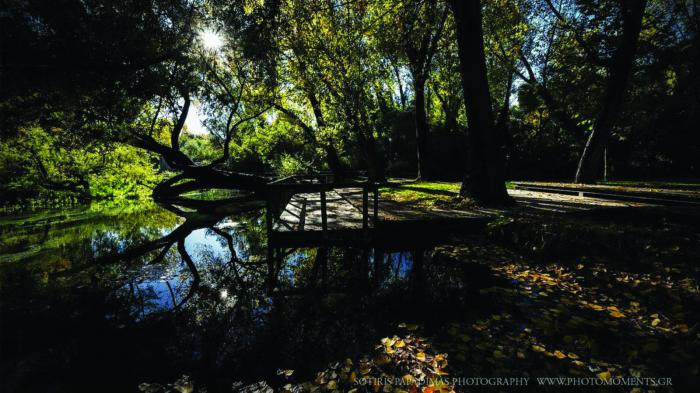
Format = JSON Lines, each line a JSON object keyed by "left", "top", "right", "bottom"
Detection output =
{"left": 265, "top": 173, "right": 380, "bottom": 235}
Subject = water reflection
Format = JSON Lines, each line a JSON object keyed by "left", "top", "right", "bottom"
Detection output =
{"left": 0, "top": 200, "right": 489, "bottom": 393}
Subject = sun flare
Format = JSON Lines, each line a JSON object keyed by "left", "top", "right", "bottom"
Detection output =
{"left": 199, "top": 29, "right": 224, "bottom": 51}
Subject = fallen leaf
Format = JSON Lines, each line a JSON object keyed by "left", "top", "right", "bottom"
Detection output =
{"left": 532, "top": 345, "right": 546, "bottom": 352}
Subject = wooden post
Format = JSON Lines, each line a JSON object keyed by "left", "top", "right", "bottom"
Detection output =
{"left": 603, "top": 146, "right": 609, "bottom": 182}
{"left": 266, "top": 188, "right": 274, "bottom": 275}
{"left": 320, "top": 189, "right": 328, "bottom": 232}
{"left": 266, "top": 192, "right": 273, "bottom": 235}
{"left": 362, "top": 185, "right": 369, "bottom": 230}
{"left": 373, "top": 184, "right": 379, "bottom": 227}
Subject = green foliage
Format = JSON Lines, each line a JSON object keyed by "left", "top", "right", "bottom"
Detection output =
{"left": 180, "top": 133, "right": 220, "bottom": 164}
{"left": 275, "top": 153, "right": 309, "bottom": 177}
{"left": 0, "top": 126, "right": 161, "bottom": 205}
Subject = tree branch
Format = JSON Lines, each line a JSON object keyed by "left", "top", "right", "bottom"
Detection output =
{"left": 171, "top": 92, "right": 190, "bottom": 150}
{"left": 543, "top": 0, "right": 608, "bottom": 66}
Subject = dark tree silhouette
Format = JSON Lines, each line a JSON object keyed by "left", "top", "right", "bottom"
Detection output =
{"left": 575, "top": 0, "right": 647, "bottom": 183}
{"left": 449, "top": 0, "right": 512, "bottom": 204}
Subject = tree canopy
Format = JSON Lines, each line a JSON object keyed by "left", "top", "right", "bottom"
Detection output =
{"left": 1, "top": 0, "right": 698, "bottom": 205}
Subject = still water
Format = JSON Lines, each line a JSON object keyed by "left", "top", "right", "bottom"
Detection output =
{"left": 0, "top": 200, "right": 484, "bottom": 393}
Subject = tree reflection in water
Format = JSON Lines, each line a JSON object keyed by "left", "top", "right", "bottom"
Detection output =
{"left": 1, "top": 200, "right": 484, "bottom": 393}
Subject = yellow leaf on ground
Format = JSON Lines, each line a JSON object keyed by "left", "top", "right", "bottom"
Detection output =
{"left": 609, "top": 310, "right": 626, "bottom": 318}
{"left": 597, "top": 371, "right": 612, "bottom": 380}
{"left": 553, "top": 350, "right": 567, "bottom": 359}
{"left": 652, "top": 318, "right": 661, "bottom": 327}
{"left": 532, "top": 345, "right": 546, "bottom": 352}
{"left": 416, "top": 352, "right": 426, "bottom": 361}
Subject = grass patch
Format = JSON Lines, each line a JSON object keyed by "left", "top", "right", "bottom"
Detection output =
{"left": 380, "top": 181, "right": 462, "bottom": 209}
{"left": 381, "top": 180, "right": 516, "bottom": 209}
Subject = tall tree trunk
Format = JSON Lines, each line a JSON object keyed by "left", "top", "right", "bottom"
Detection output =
{"left": 575, "top": 0, "right": 646, "bottom": 183}
{"left": 308, "top": 91, "right": 346, "bottom": 179}
{"left": 413, "top": 75, "right": 430, "bottom": 180}
{"left": 450, "top": 0, "right": 512, "bottom": 204}
{"left": 393, "top": 64, "right": 407, "bottom": 110}
{"left": 497, "top": 66, "right": 514, "bottom": 134}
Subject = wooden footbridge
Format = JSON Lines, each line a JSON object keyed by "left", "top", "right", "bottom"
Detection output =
{"left": 265, "top": 174, "right": 489, "bottom": 249}
{"left": 266, "top": 174, "right": 379, "bottom": 248}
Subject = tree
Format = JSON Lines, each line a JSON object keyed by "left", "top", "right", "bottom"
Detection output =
{"left": 1, "top": 0, "right": 279, "bottom": 201}
{"left": 272, "top": 1, "right": 349, "bottom": 178}
{"left": 429, "top": 22, "right": 465, "bottom": 134}
{"left": 574, "top": 0, "right": 647, "bottom": 183}
{"left": 383, "top": 0, "right": 448, "bottom": 180}
{"left": 449, "top": 0, "right": 512, "bottom": 204}
{"left": 273, "top": 0, "right": 389, "bottom": 180}
{"left": 0, "top": 125, "right": 162, "bottom": 203}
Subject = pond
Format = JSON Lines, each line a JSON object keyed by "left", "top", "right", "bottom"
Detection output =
{"left": 0, "top": 200, "right": 496, "bottom": 393}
